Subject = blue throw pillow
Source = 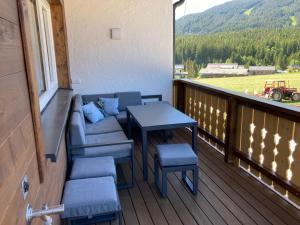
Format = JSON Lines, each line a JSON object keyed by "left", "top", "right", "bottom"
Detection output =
{"left": 100, "top": 97, "right": 119, "bottom": 116}
{"left": 82, "top": 102, "right": 104, "bottom": 123}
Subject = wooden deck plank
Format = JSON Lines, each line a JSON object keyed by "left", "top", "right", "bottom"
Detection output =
{"left": 122, "top": 163, "right": 169, "bottom": 225}
{"left": 133, "top": 143, "right": 184, "bottom": 225}
{"left": 134, "top": 145, "right": 200, "bottom": 225}
{"left": 149, "top": 136, "right": 234, "bottom": 225}
{"left": 96, "top": 129, "right": 300, "bottom": 225}
{"left": 173, "top": 131, "right": 273, "bottom": 225}
{"left": 176, "top": 129, "right": 300, "bottom": 225}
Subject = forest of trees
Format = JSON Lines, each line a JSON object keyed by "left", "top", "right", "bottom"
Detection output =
{"left": 175, "top": 28, "right": 300, "bottom": 75}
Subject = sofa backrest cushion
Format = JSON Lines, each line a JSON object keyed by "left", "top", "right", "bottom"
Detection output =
{"left": 115, "top": 92, "right": 142, "bottom": 111}
{"left": 82, "top": 94, "right": 114, "bottom": 104}
{"left": 70, "top": 112, "right": 86, "bottom": 145}
{"left": 100, "top": 97, "right": 119, "bottom": 116}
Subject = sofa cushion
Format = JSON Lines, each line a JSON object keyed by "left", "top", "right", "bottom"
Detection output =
{"left": 73, "top": 98, "right": 86, "bottom": 131}
{"left": 84, "top": 131, "right": 131, "bottom": 158}
{"left": 82, "top": 94, "right": 115, "bottom": 104}
{"left": 70, "top": 112, "right": 86, "bottom": 146}
{"left": 85, "top": 116, "right": 122, "bottom": 135}
{"left": 100, "top": 98, "right": 119, "bottom": 116}
{"left": 156, "top": 143, "right": 198, "bottom": 167}
{"left": 61, "top": 177, "right": 121, "bottom": 219}
{"left": 115, "top": 92, "right": 142, "bottom": 111}
{"left": 82, "top": 102, "right": 104, "bottom": 124}
{"left": 70, "top": 156, "right": 117, "bottom": 182}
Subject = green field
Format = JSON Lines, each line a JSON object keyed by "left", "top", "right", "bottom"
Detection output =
{"left": 194, "top": 73, "right": 300, "bottom": 105}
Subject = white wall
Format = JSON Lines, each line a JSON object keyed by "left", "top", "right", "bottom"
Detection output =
{"left": 64, "top": 0, "right": 174, "bottom": 101}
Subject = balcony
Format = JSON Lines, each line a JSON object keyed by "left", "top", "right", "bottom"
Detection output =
{"left": 101, "top": 78, "right": 300, "bottom": 225}
{"left": 2, "top": 0, "right": 300, "bottom": 224}
{"left": 112, "top": 128, "right": 300, "bottom": 225}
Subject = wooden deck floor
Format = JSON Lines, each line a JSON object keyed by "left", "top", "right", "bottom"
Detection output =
{"left": 98, "top": 129, "right": 300, "bottom": 225}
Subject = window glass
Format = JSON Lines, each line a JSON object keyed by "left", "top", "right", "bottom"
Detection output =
{"left": 27, "top": 0, "right": 58, "bottom": 111}
{"left": 28, "top": 0, "right": 46, "bottom": 96}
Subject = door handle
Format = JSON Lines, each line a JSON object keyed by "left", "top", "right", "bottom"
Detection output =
{"left": 26, "top": 204, "right": 64, "bottom": 225}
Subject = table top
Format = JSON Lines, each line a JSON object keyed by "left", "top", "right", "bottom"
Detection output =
{"left": 127, "top": 104, "right": 197, "bottom": 130}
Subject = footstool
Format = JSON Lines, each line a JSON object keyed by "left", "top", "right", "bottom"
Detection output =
{"left": 61, "top": 177, "right": 122, "bottom": 225}
{"left": 70, "top": 156, "right": 117, "bottom": 182}
{"left": 154, "top": 143, "right": 198, "bottom": 198}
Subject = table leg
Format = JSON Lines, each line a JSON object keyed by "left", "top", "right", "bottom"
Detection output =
{"left": 127, "top": 110, "right": 132, "bottom": 139}
{"left": 192, "top": 125, "right": 197, "bottom": 154}
{"left": 142, "top": 129, "right": 148, "bottom": 180}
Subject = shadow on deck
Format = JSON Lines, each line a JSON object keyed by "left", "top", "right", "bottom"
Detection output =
{"left": 98, "top": 129, "right": 300, "bottom": 225}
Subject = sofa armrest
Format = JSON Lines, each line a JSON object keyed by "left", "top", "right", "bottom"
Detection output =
{"left": 142, "top": 94, "right": 162, "bottom": 101}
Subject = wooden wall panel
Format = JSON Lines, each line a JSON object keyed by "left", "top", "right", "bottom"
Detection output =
{"left": 0, "top": 0, "right": 19, "bottom": 24}
{"left": 0, "top": 18, "right": 24, "bottom": 77}
{"left": 0, "top": 1, "right": 67, "bottom": 224}
{"left": 0, "top": 72, "right": 31, "bottom": 144}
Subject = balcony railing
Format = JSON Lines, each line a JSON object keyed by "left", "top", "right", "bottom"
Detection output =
{"left": 173, "top": 79, "right": 300, "bottom": 207}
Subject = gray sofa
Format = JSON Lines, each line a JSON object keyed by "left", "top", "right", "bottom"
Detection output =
{"left": 68, "top": 91, "right": 162, "bottom": 188}
{"left": 78, "top": 92, "right": 162, "bottom": 126}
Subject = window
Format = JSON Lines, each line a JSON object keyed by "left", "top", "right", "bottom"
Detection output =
{"left": 28, "top": 0, "right": 58, "bottom": 111}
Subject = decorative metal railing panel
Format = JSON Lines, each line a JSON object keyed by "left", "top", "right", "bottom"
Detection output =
{"left": 173, "top": 79, "right": 300, "bottom": 207}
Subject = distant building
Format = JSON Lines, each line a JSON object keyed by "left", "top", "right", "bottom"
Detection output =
{"left": 206, "top": 63, "right": 239, "bottom": 69}
{"left": 175, "top": 64, "right": 184, "bottom": 71}
{"left": 200, "top": 63, "right": 248, "bottom": 78}
{"left": 174, "top": 64, "right": 188, "bottom": 79}
{"left": 249, "top": 66, "right": 276, "bottom": 75}
{"left": 289, "top": 65, "right": 300, "bottom": 71}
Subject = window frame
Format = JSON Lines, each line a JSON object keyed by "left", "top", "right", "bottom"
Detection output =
{"left": 35, "top": 0, "right": 58, "bottom": 111}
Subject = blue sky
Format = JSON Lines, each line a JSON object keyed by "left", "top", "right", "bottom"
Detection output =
{"left": 175, "top": 0, "right": 232, "bottom": 19}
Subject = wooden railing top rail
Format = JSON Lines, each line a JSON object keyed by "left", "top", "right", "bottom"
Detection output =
{"left": 174, "top": 79, "right": 300, "bottom": 122}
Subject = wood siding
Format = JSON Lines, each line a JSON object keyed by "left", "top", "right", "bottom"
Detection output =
{"left": 0, "top": 0, "right": 67, "bottom": 224}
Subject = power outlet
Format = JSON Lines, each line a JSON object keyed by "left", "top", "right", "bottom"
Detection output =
{"left": 21, "top": 176, "right": 30, "bottom": 200}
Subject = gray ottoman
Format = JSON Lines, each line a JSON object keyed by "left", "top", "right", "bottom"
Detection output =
{"left": 70, "top": 156, "right": 117, "bottom": 182}
{"left": 61, "top": 177, "right": 122, "bottom": 224}
{"left": 154, "top": 143, "right": 198, "bottom": 198}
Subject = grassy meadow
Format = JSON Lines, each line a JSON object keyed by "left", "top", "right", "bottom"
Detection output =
{"left": 194, "top": 72, "right": 300, "bottom": 105}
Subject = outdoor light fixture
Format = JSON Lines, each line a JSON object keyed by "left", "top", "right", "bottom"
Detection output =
{"left": 111, "top": 28, "right": 121, "bottom": 40}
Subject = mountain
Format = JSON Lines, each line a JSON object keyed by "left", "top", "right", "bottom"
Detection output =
{"left": 176, "top": 0, "right": 300, "bottom": 35}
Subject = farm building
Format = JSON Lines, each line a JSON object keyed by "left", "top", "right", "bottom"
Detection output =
{"left": 249, "top": 66, "right": 276, "bottom": 75}
{"left": 174, "top": 64, "right": 188, "bottom": 78}
{"left": 199, "top": 63, "right": 249, "bottom": 78}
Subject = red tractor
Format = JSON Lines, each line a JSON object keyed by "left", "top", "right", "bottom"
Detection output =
{"left": 263, "top": 80, "right": 300, "bottom": 102}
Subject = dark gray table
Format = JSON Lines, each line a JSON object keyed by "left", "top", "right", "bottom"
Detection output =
{"left": 127, "top": 104, "right": 198, "bottom": 180}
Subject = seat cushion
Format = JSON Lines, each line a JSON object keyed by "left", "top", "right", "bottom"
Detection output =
{"left": 85, "top": 116, "right": 122, "bottom": 135}
{"left": 115, "top": 92, "right": 142, "bottom": 111}
{"left": 82, "top": 102, "right": 104, "bottom": 124}
{"left": 84, "top": 131, "right": 131, "bottom": 158}
{"left": 70, "top": 156, "right": 117, "bottom": 182}
{"left": 61, "top": 177, "right": 121, "bottom": 219}
{"left": 156, "top": 143, "right": 198, "bottom": 166}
